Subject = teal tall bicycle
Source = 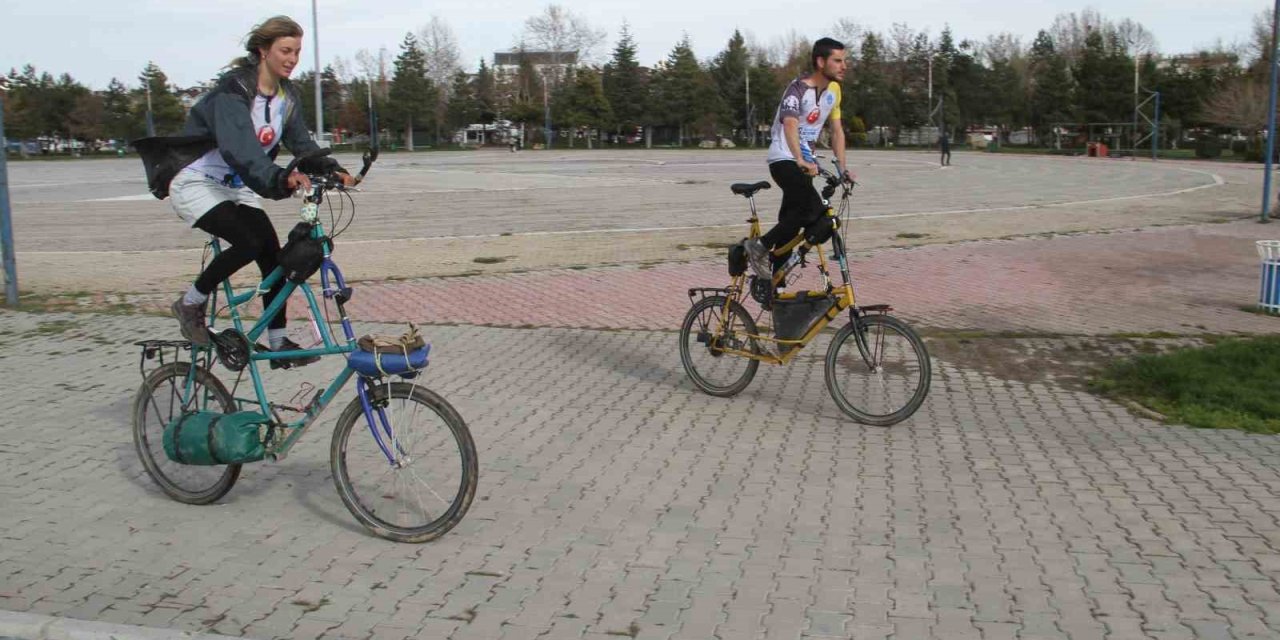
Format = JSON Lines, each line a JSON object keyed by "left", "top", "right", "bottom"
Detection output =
{"left": 132, "top": 149, "right": 477, "bottom": 543}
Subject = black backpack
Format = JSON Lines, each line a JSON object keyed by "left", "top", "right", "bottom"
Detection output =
{"left": 132, "top": 136, "right": 217, "bottom": 200}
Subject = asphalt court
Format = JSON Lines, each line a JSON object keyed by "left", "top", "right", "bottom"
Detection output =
{"left": 7, "top": 149, "right": 1225, "bottom": 252}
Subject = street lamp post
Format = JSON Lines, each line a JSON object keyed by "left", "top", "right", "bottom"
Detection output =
{"left": 1264, "top": 0, "right": 1280, "bottom": 223}
{"left": 312, "top": 0, "right": 324, "bottom": 143}
{"left": 145, "top": 77, "right": 155, "bottom": 137}
{"left": 0, "top": 83, "right": 19, "bottom": 306}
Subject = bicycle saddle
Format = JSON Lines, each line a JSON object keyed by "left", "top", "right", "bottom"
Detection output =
{"left": 730, "top": 181, "right": 771, "bottom": 197}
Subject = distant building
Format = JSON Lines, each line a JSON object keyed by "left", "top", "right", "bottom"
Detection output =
{"left": 493, "top": 50, "right": 578, "bottom": 84}
{"left": 1159, "top": 52, "right": 1239, "bottom": 73}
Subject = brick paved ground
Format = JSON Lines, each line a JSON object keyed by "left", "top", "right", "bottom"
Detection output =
{"left": 109, "top": 219, "right": 1280, "bottom": 337}
{"left": 1, "top": 305, "right": 1279, "bottom": 639}
{"left": 3, "top": 152, "right": 1280, "bottom": 640}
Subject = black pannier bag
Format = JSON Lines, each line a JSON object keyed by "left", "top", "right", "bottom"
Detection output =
{"left": 727, "top": 239, "right": 748, "bottom": 277}
{"left": 132, "top": 136, "right": 217, "bottom": 200}
{"left": 277, "top": 222, "right": 326, "bottom": 283}
{"left": 804, "top": 216, "right": 835, "bottom": 245}
{"left": 772, "top": 292, "right": 837, "bottom": 342}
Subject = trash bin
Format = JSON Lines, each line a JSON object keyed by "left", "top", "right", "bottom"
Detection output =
{"left": 1259, "top": 240, "right": 1280, "bottom": 315}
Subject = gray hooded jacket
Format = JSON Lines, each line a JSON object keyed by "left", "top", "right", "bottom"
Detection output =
{"left": 181, "top": 64, "right": 343, "bottom": 200}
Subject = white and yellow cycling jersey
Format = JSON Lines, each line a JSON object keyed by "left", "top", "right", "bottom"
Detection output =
{"left": 767, "top": 78, "right": 841, "bottom": 165}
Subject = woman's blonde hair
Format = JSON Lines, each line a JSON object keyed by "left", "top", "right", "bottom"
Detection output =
{"left": 229, "top": 16, "right": 304, "bottom": 68}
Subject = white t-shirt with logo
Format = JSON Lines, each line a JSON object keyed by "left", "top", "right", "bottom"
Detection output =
{"left": 183, "top": 89, "right": 287, "bottom": 187}
{"left": 767, "top": 78, "right": 842, "bottom": 164}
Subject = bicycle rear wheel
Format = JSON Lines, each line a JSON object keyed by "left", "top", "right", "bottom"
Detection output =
{"left": 679, "top": 295, "right": 761, "bottom": 397}
{"left": 132, "top": 362, "right": 241, "bottom": 504}
{"left": 824, "top": 314, "right": 931, "bottom": 426}
{"left": 331, "top": 381, "right": 477, "bottom": 543}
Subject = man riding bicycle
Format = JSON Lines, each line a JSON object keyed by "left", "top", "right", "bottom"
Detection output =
{"left": 745, "top": 37, "right": 852, "bottom": 280}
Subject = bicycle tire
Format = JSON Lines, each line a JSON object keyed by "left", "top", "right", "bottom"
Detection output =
{"left": 132, "top": 362, "right": 241, "bottom": 504}
{"left": 679, "top": 295, "right": 760, "bottom": 397}
{"left": 331, "top": 382, "right": 478, "bottom": 543}
{"left": 824, "top": 314, "right": 931, "bottom": 426}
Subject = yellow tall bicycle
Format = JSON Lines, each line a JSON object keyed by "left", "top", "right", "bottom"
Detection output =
{"left": 679, "top": 163, "right": 931, "bottom": 426}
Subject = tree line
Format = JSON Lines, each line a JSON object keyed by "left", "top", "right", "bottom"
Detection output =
{"left": 2, "top": 6, "right": 1271, "bottom": 153}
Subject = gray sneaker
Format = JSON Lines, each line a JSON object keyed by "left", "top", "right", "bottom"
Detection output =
{"left": 743, "top": 238, "right": 773, "bottom": 280}
{"left": 171, "top": 297, "right": 210, "bottom": 346}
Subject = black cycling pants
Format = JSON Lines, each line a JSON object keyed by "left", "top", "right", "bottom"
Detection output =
{"left": 761, "top": 160, "right": 825, "bottom": 261}
{"left": 193, "top": 202, "right": 287, "bottom": 330}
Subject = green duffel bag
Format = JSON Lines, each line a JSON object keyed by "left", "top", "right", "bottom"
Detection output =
{"left": 163, "top": 410, "right": 270, "bottom": 465}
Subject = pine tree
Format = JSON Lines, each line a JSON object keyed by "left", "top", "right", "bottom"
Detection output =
{"left": 101, "top": 78, "right": 134, "bottom": 142}
{"left": 473, "top": 59, "right": 497, "bottom": 124}
{"left": 136, "top": 62, "right": 184, "bottom": 136}
{"left": 710, "top": 30, "right": 750, "bottom": 141}
{"left": 386, "top": 34, "right": 436, "bottom": 150}
{"left": 602, "top": 23, "right": 646, "bottom": 137}
{"left": 446, "top": 70, "right": 480, "bottom": 133}
{"left": 1028, "top": 31, "right": 1074, "bottom": 140}
{"left": 652, "top": 36, "right": 721, "bottom": 144}
{"left": 557, "top": 67, "right": 613, "bottom": 148}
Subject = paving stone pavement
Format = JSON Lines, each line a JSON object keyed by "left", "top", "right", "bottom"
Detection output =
{"left": 2, "top": 310, "right": 1280, "bottom": 640}
{"left": 114, "top": 219, "right": 1280, "bottom": 336}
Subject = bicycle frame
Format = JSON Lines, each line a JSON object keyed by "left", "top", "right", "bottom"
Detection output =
{"left": 711, "top": 171, "right": 883, "bottom": 366}
{"left": 172, "top": 178, "right": 406, "bottom": 466}
{"left": 202, "top": 233, "right": 358, "bottom": 460}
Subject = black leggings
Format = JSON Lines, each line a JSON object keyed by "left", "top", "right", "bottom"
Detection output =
{"left": 761, "top": 160, "right": 825, "bottom": 257}
{"left": 193, "top": 202, "right": 287, "bottom": 330}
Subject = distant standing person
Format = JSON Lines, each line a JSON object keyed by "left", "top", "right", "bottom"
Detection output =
{"left": 939, "top": 131, "right": 951, "bottom": 166}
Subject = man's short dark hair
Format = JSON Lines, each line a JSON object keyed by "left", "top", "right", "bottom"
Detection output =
{"left": 812, "top": 37, "right": 845, "bottom": 70}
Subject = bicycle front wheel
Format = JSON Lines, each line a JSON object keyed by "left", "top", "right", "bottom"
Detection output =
{"left": 679, "top": 295, "right": 761, "bottom": 397}
{"left": 331, "top": 382, "right": 478, "bottom": 543}
{"left": 132, "top": 362, "right": 241, "bottom": 504}
{"left": 824, "top": 314, "right": 931, "bottom": 426}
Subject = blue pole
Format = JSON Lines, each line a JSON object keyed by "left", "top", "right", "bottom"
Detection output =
{"left": 1152, "top": 92, "right": 1160, "bottom": 161}
{"left": 0, "top": 91, "right": 18, "bottom": 305}
{"left": 1263, "top": 0, "right": 1279, "bottom": 223}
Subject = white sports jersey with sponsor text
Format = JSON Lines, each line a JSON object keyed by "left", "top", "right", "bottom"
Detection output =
{"left": 767, "top": 78, "right": 842, "bottom": 164}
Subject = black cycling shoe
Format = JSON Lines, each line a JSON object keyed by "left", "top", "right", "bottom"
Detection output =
{"left": 268, "top": 337, "right": 321, "bottom": 370}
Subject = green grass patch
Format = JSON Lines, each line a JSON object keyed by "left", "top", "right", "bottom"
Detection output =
{"left": 1089, "top": 335, "right": 1280, "bottom": 433}
{"left": 896, "top": 232, "right": 928, "bottom": 239}
{"left": 472, "top": 256, "right": 510, "bottom": 264}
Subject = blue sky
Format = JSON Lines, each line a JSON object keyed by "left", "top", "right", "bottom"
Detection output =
{"left": 0, "top": 0, "right": 1267, "bottom": 89}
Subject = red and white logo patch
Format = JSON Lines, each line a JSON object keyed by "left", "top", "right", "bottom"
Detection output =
{"left": 257, "top": 125, "right": 276, "bottom": 146}
{"left": 806, "top": 109, "right": 821, "bottom": 124}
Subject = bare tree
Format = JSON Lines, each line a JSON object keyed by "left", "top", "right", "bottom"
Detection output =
{"left": 1251, "top": 8, "right": 1277, "bottom": 69}
{"left": 522, "top": 4, "right": 606, "bottom": 64}
{"left": 770, "top": 30, "right": 811, "bottom": 78}
{"left": 830, "top": 18, "right": 866, "bottom": 53}
{"left": 354, "top": 47, "right": 391, "bottom": 99}
{"left": 417, "top": 15, "right": 462, "bottom": 142}
{"left": 1115, "top": 18, "right": 1157, "bottom": 57}
{"left": 979, "top": 33, "right": 1026, "bottom": 67}
{"left": 1202, "top": 77, "right": 1269, "bottom": 131}
{"left": 418, "top": 15, "right": 462, "bottom": 92}
{"left": 1049, "top": 9, "right": 1107, "bottom": 64}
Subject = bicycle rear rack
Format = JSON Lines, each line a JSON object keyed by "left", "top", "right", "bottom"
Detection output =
{"left": 687, "top": 287, "right": 732, "bottom": 304}
{"left": 134, "top": 339, "right": 192, "bottom": 381}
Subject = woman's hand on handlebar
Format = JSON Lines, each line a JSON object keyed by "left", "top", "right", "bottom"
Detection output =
{"left": 286, "top": 170, "right": 312, "bottom": 194}
{"left": 335, "top": 171, "right": 355, "bottom": 188}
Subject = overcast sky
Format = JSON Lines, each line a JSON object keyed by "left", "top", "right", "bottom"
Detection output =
{"left": 0, "top": 0, "right": 1268, "bottom": 89}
